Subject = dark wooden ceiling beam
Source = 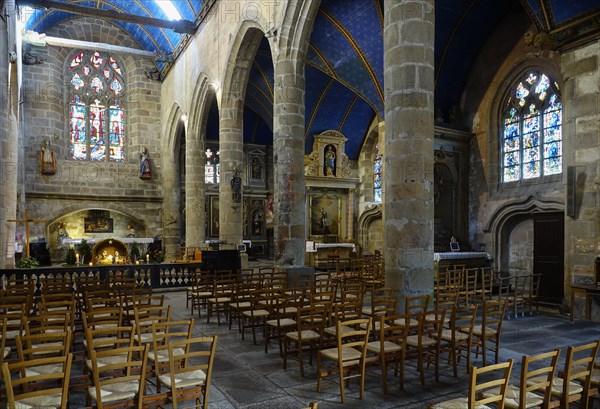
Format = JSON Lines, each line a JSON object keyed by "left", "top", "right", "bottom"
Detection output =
{"left": 17, "top": 0, "right": 196, "bottom": 34}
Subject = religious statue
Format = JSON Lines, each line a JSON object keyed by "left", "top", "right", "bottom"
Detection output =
{"left": 140, "top": 147, "right": 151, "bottom": 179}
{"left": 230, "top": 167, "right": 242, "bottom": 203}
{"left": 57, "top": 222, "right": 69, "bottom": 248}
{"left": 252, "top": 211, "right": 263, "bottom": 236}
{"left": 40, "top": 136, "right": 57, "bottom": 175}
{"left": 324, "top": 145, "right": 336, "bottom": 176}
{"left": 319, "top": 208, "right": 330, "bottom": 234}
{"left": 127, "top": 224, "right": 137, "bottom": 238}
{"left": 265, "top": 195, "right": 274, "bottom": 229}
{"left": 251, "top": 157, "right": 262, "bottom": 180}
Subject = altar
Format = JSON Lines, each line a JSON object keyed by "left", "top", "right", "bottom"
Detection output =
{"left": 434, "top": 251, "right": 491, "bottom": 269}
{"left": 63, "top": 237, "right": 156, "bottom": 264}
{"left": 305, "top": 242, "right": 357, "bottom": 269}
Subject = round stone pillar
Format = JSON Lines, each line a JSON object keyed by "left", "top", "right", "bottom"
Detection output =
{"left": 185, "top": 126, "right": 205, "bottom": 247}
{"left": 218, "top": 99, "right": 244, "bottom": 245}
{"left": 273, "top": 59, "right": 307, "bottom": 267}
{"left": 162, "top": 154, "right": 181, "bottom": 260}
{"left": 383, "top": 0, "right": 435, "bottom": 306}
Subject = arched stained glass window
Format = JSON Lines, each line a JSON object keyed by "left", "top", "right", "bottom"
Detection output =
{"left": 373, "top": 144, "right": 382, "bottom": 203}
{"left": 205, "top": 147, "right": 220, "bottom": 184}
{"left": 501, "top": 71, "right": 562, "bottom": 182}
{"left": 68, "top": 51, "right": 125, "bottom": 162}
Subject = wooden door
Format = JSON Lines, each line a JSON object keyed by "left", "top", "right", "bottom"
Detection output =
{"left": 533, "top": 212, "right": 564, "bottom": 304}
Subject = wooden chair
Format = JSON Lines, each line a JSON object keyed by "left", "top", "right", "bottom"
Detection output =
{"left": 227, "top": 280, "right": 254, "bottom": 333}
{"left": 316, "top": 317, "right": 372, "bottom": 403}
{"left": 484, "top": 348, "right": 560, "bottom": 409}
{"left": 471, "top": 299, "right": 507, "bottom": 366}
{"left": 149, "top": 319, "right": 194, "bottom": 392}
{"left": 156, "top": 336, "right": 218, "bottom": 409}
{"left": 87, "top": 343, "right": 149, "bottom": 409}
{"left": 541, "top": 340, "right": 599, "bottom": 409}
{"left": 241, "top": 288, "right": 274, "bottom": 345}
{"left": 283, "top": 304, "right": 328, "bottom": 377}
{"left": 476, "top": 267, "right": 495, "bottom": 302}
{"left": 0, "top": 317, "right": 9, "bottom": 365}
{"left": 459, "top": 268, "right": 479, "bottom": 305}
{"left": 523, "top": 273, "right": 542, "bottom": 315}
{"left": 429, "top": 359, "right": 514, "bottom": 409}
{"left": 2, "top": 353, "right": 73, "bottom": 409}
{"left": 406, "top": 309, "right": 447, "bottom": 385}
{"left": 366, "top": 314, "right": 409, "bottom": 392}
{"left": 133, "top": 304, "right": 171, "bottom": 345}
{"left": 264, "top": 288, "right": 305, "bottom": 357}
{"left": 440, "top": 303, "right": 478, "bottom": 377}
{"left": 16, "top": 330, "right": 72, "bottom": 363}
{"left": 206, "top": 273, "right": 237, "bottom": 326}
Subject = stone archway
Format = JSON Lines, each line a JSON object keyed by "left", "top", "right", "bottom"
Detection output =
{"left": 358, "top": 204, "right": 382, "bottom": 255}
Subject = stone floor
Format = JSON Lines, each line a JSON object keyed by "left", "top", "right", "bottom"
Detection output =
{"left": 160, "top": 290, "right": 600, "bottom": 409}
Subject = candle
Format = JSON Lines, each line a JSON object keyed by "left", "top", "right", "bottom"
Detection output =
{"left": 76, "top": 253, "right": 80, "bottom": 264}
{"left": 146, "top": 254, "right": 150, "bottom": 262}
{"left": 89, "top": 262, "right": 93, "bottom": 266}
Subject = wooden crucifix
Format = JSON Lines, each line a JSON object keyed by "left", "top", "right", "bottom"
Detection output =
{"left": 7, "top": 209, "right": 48, "bottom": 258}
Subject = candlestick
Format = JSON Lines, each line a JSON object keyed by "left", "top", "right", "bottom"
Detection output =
{"left": 146, "top": 254, "right": 150, "bottom": 262}
{"left": 76, "top": 253, "right": 80, "bottom": 264}
{"left": 89, "top": 262, "right": 93, "bottom": 266}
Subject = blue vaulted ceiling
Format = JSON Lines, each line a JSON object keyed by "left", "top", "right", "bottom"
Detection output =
{"left": 19, "top": 0, "right": 600, "bottom": 160}
{"left": 22, "top": 0, "right": 202, "bottom": 54}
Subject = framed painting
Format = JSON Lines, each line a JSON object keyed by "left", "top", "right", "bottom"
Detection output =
{"left": 209, "top": 196, "right": 219, "bottom": 237}
{"left": 84, "top": 217, "right": 113, "bottom": 233}
{"left": 309, "top": 195, "right": 340, "bottom": 237}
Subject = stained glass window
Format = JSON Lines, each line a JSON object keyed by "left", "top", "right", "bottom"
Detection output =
{"left": 68, "top": 50, "right": 125, "bottom": 161}
{"left": 373, "top": 144, "right": 382, "bottom": 203}
{"left": 501, "top": 70, "right": 561, "bottom": 182}
{"left": 205, "top": 147, "right": 220, "bottom": 184}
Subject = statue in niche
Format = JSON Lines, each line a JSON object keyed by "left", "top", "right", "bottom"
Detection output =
{"left": 57, "top": 222, "right": 69, "bottom": 248}
{"left": 324, "top": 145, "right": 336, "bottom": 176}
{"left": 252, "top": 211, "right": 263, "bottom": 236}
{"left": 230, "top": 167, "right": 242, "bottom": 204}
{"left": 140, "top": 147, "right": 151, "bottom": 179}
{"left": 40, "top": 136, "right": 57, "bottom": 175}
{"left": 265, "top": 195, "right": 274, "bottom": 229}
{"left": 127, "top": 224, "right": 137, "bottom": 238}
{"left": 251, "top": 157, "right": 262, "bottom": 180}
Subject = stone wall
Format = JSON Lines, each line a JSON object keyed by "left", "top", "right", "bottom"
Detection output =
{"left": 562, "top": 40, "right": 600, "bottom": 287}
{"left": 20, "top": 18, "right": 162, "bottom": 243}
{"left": 469, "top": 32, "right": 563, "bottom": 270}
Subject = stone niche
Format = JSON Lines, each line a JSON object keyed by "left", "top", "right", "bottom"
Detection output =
{"left": 304, "top": 130, "right": 353, "bottom": 179}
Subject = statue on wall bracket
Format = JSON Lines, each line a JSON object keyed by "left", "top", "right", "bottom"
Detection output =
{"left": 40, "top": 135, "right": 57, "bottom": 175}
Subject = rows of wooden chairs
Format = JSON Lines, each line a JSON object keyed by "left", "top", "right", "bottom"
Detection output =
{"left": 430, "top": 339, "right": 600, "bottom": 409}
{"left": 0, "top": 274, "right": 219, "bottom": 409}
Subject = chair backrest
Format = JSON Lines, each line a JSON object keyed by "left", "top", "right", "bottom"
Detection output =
{"left": 560, "top": 340, "right": 600, "bottom": 405}
{"left": 165, "top": 336, "right": 218, "bottom": 407}
{"left": 518, "top": 348, "right": 560, "bottom": 409}
{"left": 2, "top": 353, "right": 73, "bottom": 409}
{"left": 16, "top": 330, "right": 72, "bottom": 361}
{"left": 26, "top": 310, "right": 75, "bottom": 335}
{"left": 450, "top": 303, "right": 478, "bottom": 337}
{"left": 405, "top": 294, "right": 430, "bottom": 316}
{"left": 378, "top": 314, "right": 409, "bottom": 351}
{"left": 83, "top": 306, "right": 124, "bottom": 331}
{"left": 84, "top": 325, "right": 135, "bottom": 356}
{"left": 482, "top": 299, "right": 507, "bottom": 335}
{"left": 529, "top": 273, "right": 542, "bottom": 297}
{"left": 134, "top": 304, "right": 172, "bottom": 344}
{"left": 470, "top": 359, "right": 514, "bottom": 408}
{"left": 0, "top": 317, "right": 8, "bottom": 365}
{"left": 336, "top": 317, "right": 371, "bottom": 362}
{"left": 150, "top": 319, "right": 195, "bottom": 377}
{"left": 89, "top": 343, "right": 150, "bottom": 409}
{"left": 296, "top": 304, "right": 328, "bottom": 337}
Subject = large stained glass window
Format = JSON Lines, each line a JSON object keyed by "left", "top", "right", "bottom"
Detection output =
{"left": 373, "top": 144, "right": 382, "bottom": 203}
{"left": 68, "top": 51, "right": 125, "bottom": 161}
{"left": 501, "top": 71, "right": 562, "bottom": 182}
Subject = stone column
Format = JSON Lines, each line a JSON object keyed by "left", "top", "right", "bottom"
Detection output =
{"left": 161, "top": 154, "right": 181, "bottom": 260}
{"left": 383, "top": 0, "right": 435, "bottom": 308}
{"left": 218, "top": 98, "right": 244, "bottom": 245}
{"left": 185, "top": 125, "right": 205, "bottom": 247}
{"left": 0, "top": 0, "right": 19, "bottom": 268}
{"left": 272, "top": 59, "right": 306, "bottom": 267}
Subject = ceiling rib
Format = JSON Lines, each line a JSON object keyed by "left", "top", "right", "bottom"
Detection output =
{"left": 19, "top": 0, "right": 196, "bottom": 33}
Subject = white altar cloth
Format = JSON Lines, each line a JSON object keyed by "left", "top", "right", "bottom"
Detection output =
{"left": 434, "top": 251, "right": 491, "bottom": 262}
{"left": 63, "top": 237, "right": 154, "bottom": 245}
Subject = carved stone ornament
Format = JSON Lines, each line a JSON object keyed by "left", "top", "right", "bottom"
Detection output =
{"left": 304, "top": 151, "right": 320, "bottom": 177}
{"left": 340, "top": 154, "right": 352, "bottom": 178}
